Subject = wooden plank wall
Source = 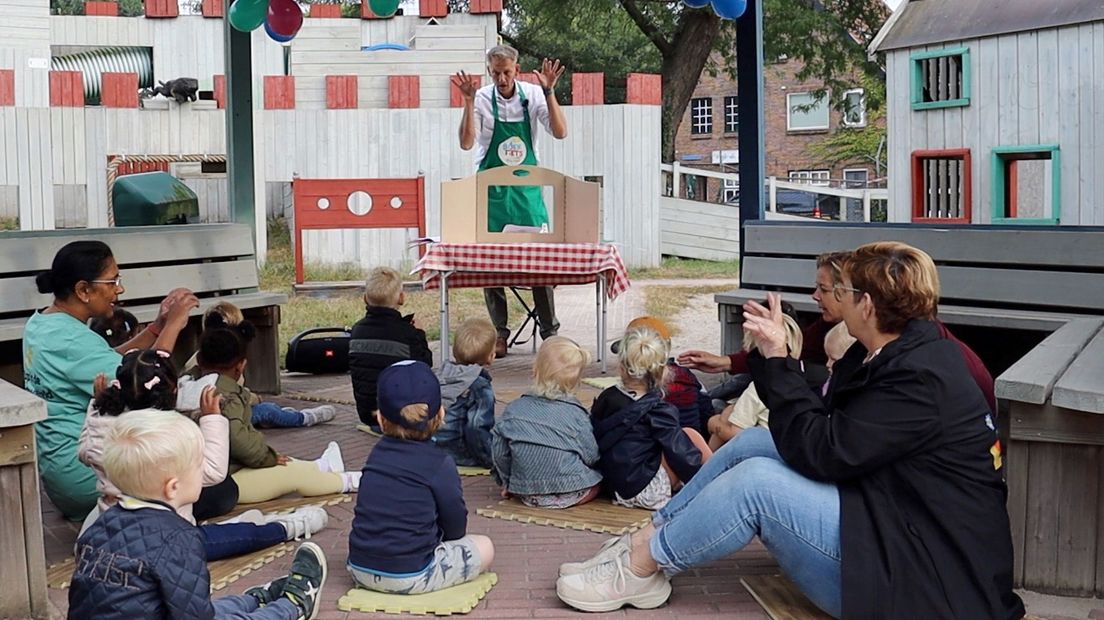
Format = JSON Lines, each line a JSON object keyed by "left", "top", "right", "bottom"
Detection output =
{"left": 885, "top": 23, "right": 1104, "bottom": 225}
{"left": 658, "top": 196, "right": 740, "bottom": 261}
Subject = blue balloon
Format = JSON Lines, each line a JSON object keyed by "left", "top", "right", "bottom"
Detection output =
{"left": 683, "top": 0, "right": 711, "bottom": 7}
{"left": 264, "top": 19, "right": 295, "bottom": 43}
{"left": 711, "top": 0, "right": 747, "bottom": 19}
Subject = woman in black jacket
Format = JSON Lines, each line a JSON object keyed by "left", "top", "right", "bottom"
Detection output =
{"left": 556, "top": 241, "right": 1025, "bottom": 620}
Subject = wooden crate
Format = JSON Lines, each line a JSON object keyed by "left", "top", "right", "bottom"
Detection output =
{"left": 309, "top": 4, "right": 342, "bottom": 17}
{"left": 49, "top": 71, "right": 84, "bottom": 107}
{"left": 101, "top": 72, "right": 138, "bottom": 108}
{"left": 264, "top": 76, "right": 296, "bottom": 110}
{"left": 201, "top": 0, "right": 224, "bottom": 17}
{"left": 419, "top": 0, "right": 448, "bottom": 17}
{"left": 325, "top": 75, "right": 358, "bottom": 109}
{"left": 144, "top": 0, "right": 179, "bottom": 17}
{"left": 0, "top": 69, "right": 14, "bottom": 107}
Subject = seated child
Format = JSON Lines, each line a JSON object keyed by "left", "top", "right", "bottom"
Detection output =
{"left": 433, "top": 318, "right": 497, "bottom": 468}
{"left": 188, "top": 322, "right": 361, "bottom": 504}
{"left": 348, "top": 361, "right": 495, "bottom": 594}
{"left": 592, "top": 326, "right": 711, "bottom": 510}
{"left": 68, "top": 410, "right": 328, "bottom": 620}
{"left": 350, "top": 266, "right": 433, "bottom": 429}
{"left": 611, "top": 316, "right": 712, "bottom": 433}
{"left": 183, "top": 301, "right": 335, "bottom": 428}
{"left": 705, "top": 311, "right": 807, "bottom": 451}
{"left": 821, "top": 321, "right": 857, "bottom": 395}
{"left": 491, "top": 337, "right": 603, "bottom": 509}
{"left": 78, "top": 350, "right": 327, "bottom": 561}
{"left": 88, "top": 308, "right": 140, "bottom": 348}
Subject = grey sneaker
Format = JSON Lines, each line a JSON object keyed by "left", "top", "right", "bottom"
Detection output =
{"left": 245, "top": 576, "right": 287, "bottom": 606}
{"left": 558, "top": 534, "right": 630, "bottom": 577}
{"left": 265, "top": 506, "right": 329, "bottom": 541}
{"left": 556, "top": 549, "right": 671, "bottom": 613}
{"left": 301, "top": 405, "right": 336, "bottom": 426}
{"left": 281, "top": 542, "right": 327, "bottom": 620}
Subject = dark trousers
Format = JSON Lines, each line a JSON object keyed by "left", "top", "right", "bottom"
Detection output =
{"left": 193, "top": 476, "right": 240, "bottom": 522}
{"left": 484, "top": 287, "right": 560, "bottom": 339}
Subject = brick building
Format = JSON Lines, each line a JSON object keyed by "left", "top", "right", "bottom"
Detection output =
{"left": 673, "top": 54, "right": 885, "bottom": 202}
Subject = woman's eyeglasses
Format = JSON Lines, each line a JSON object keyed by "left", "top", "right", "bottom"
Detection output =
{"left": 832, "top": 284, "right": 861, "bottom": 302}
{"left": 89, "top": 275, "right": 123, "bottom": 288}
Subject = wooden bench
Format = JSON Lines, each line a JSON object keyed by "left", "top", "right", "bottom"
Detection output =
{"left": 0, "top": 380, "right": 48, "bottom": 619}
{"left": 0, "top": 224, "right": 287, "bottom": 393}
{"left": 716, "top": 221, "right": 1104, "bottom": 374}
{"left": 717, "top": 220, "right": 1104, "bottom": 597}
{"left": 995, "top": 318, "right": 1104, "bottom": 597}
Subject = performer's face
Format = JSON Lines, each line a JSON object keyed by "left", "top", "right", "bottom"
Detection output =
{"left": 489, "top": 58, "right": 519, "bottom": 96}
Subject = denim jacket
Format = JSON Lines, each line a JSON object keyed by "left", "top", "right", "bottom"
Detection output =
{"left": 491, "top": 393, "right": 602, "bottom": 496}
{"left": 434, "top": 362, "right": 496, "bottom": 468}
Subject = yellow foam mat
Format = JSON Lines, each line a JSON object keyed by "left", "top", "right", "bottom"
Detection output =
{"left": 476, "top": 498, "right": 652, "bottom": 535}
{"left": 741, "top": 575, "right": 832, "bottom": 620}
{"left": 456, "top": 466, "right": 491, "bottom": 477}
{"left": 356, "top": 424, "right": 384, "bottom": 437}
{"left": 338, "top": 572, "right": 498, "bottom": 616}
{"left": 581, "top": 377, "right": 619, "bottom": 390}
{"left": 282, "top": 392, "right": 356, "bottom": 406}
{"left": 48, "top": 542, "right": 295, "bottom": 592}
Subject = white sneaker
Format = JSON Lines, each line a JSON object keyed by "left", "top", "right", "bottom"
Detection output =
{"left": 301, "top": 405, "right": 336, "bottom": 426}
{"left": 265, "top": 506, "right": 329, "bottom": 541}
{"left": 556, "top": 549, "right": 672, "bottom": 613}
{"left": 340, "top": 471, "right": 361, "bottom": 493}
{"left": 314, "top": 441, "right": 344, "bottom": 473}
{"left": 559, "top": 534, "right": 630, "bottom": 577}
{"left": 220, "top": 509, "right": 264, "bottom": 525}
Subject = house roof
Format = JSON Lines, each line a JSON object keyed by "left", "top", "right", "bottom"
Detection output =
{"left": 869, "top": 0, "right": 1104, "bottom": 54}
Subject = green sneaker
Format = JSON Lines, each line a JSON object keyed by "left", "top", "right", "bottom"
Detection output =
{"left": 244, "top": 576, "right": 287, "bottom": 606}
{"left": 281, "top": 542, "right": 327, "bottom": 620}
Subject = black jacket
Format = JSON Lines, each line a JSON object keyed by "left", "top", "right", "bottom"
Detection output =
{"left": 349, "top": 306, "right": 433, "bottom": 425}
{"left": 750, "top": 319, "right": 1024, "bottom": 620}
{"left": 68, "top": 501, "right": 214, "bottom": 619}
{"left": 591, "top": 388, "right": 703, "bottom": 499}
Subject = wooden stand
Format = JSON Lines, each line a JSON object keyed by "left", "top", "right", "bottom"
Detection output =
{"left": 0, "top": 380, "right": 48, "bottom": 619}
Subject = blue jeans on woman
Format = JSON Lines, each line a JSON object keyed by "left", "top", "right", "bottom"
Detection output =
{"left": 649, "top": 427, "right": 842, "bottom": 618}
{"left": 250, "top": 402, "right": 305, "bottom": 428}
{"left": 200, "top": 522, "right": 286, "bottom": 562}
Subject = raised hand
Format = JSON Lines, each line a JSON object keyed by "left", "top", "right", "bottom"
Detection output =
{"left": 742, "top": 292, "right": 788, "bottom": 359}
{"left": 451, "top": 70, "right": 480, "bottom": 102}
{"left": 676, "top": 350, "right": 732, "bottom": 373}
{"left": 536, "top": 58, "right": 565, "bottom": 91}
{"left": 199, "top": 386, "right": 222, "bottom": 417}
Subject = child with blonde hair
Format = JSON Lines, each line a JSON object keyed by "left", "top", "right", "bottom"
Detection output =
{"left": 348, "top": 361, "right": 495, "bottom": 595}
{"left": 189, "top": 323, "right": 362, "bottom": 504}
{"left": 491, "top": 336, "right": 603, "bottom": 508}
{"left": 182, "top": 301, "right": 335, "bottom": 428}
{"left": 68, "top": 410, "right": 329, "bottom": 620}
{"left": 705, "top": 310, "right": 805, "bottom": 450}
{"left": 591, "top": 325, "right": 710, "bottom": 510}
{"left": 434, "top": 318, "right": 498, "bottom": 467}
{"left": 350, "top": 266, "right": 433, "bottom": 430}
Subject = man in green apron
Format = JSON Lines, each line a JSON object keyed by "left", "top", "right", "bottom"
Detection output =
{"left": 454, "top": 45, "right": 569, "bottom": 357}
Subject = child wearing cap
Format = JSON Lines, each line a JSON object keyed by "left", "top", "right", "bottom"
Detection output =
{"left": 592, "top": 325, "right": 711, "bottom": 510}
{"left": 347, "top": 361, "right": 495, "bottom": 595}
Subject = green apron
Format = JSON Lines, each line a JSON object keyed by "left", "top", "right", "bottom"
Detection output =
{"left": 480, "top": 87, "right": 548, "bottom": 233}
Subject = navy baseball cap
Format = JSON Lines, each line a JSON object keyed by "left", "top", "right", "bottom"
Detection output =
{"left": 377, "top": 360, "right": 442, "bottom": 430}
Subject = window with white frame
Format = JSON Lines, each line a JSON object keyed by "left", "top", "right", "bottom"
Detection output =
{"left": 722, "top": 177, "right": 739, "bottom": 203}
{"left": 789, "top": 170, "right": 831, "bottom": 186}
{"left": 690, "top": 97, "right": 712, "bottom": 135}
{"left": 842, "top": 89, "right": 866, "bottom": 127}
{"left": 787, "top": 92, "right": 830, "bottom": 131}
{"left": 723, "top": 96, "right": 739, "bottom": 133}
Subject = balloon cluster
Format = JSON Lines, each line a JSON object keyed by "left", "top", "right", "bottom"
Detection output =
{"left": 683, "top": 0, "right": 747, "bottom": 20}
{"left": 229, "top": 0, "right": 304, "bottom": 43}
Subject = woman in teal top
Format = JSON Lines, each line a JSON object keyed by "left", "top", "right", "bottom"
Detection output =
{"left": 23, "top": 240, "right": 196, "bottom": 520}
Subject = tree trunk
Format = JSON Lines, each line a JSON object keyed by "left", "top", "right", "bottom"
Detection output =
{"left": 659, "top": 11, "right": 721, "bottom": 162}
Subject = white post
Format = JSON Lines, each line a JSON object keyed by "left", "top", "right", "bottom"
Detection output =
{"left": 768, "top": 176, "right": 777, "bottom": 212}
{"left": 862, "top": 190, "right": 872, "bottom": 222}
{"left": 839, "top": 195, "right": 847, "bottom": 221}
{"left": 672, "top": 161, "right": 682, "bottom": 199}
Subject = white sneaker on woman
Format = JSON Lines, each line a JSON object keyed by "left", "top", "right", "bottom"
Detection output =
{"left": 556, "top": 548, "right": 671, "bottom": 613}
{"left": 264, "top": 506, "right": 329, "bottom": 541}
{"left": 558, "top": 534, "right": 631, "bottom": 576}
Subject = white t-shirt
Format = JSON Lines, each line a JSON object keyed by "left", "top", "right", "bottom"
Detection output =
{"left": 472, "top": 81, "right": 553, "bottom": 170}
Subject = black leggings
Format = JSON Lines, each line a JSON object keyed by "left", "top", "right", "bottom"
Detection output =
{"left": 192, "top": 476, "right": 239, "bottom": 522}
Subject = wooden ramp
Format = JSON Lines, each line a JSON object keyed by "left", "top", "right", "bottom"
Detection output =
{"left": 741, "top": 575, "right": 832, "bottom": 620}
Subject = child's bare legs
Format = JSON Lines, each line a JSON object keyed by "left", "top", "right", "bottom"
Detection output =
{"left": 572, "top": 483, "right": 602, "bottom": 507}
{"left": 628, "top": 523, "right": 660, "bottom": 577}
{"left": 470, "top": 534, "right": 496, "bottom": 572}
{"left": 661, "top": 428, "right": 714, "bottom": 487}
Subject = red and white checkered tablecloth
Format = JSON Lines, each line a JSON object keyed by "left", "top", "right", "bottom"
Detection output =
{"left": 414, "top": 243, "right": 632, "bottom": 299}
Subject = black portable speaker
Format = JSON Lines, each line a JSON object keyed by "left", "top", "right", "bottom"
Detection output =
{"left": 284, "top": 327, "right": 352, "bottom": 374}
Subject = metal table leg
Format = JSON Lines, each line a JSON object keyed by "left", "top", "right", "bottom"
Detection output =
{"left": 438, "top": 271, "right": 452, "bottom": 369}
{"left": 597, "top": 273, "right": 608, "bottom": 373}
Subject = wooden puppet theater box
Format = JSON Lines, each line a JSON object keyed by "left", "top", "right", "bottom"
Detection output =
{"left": 440, "top": 166, "right": 601, "bottom": 243}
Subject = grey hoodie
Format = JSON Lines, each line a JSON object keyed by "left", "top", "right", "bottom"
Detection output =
{"left": 435, "top": 360, "right": 485, "bottom": 409}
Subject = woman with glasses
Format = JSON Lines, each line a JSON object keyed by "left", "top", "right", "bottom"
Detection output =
{"left": 556, "top": 242, "right": 1024, "bottom": 620}
{"left": 23, "top": 240, "right": 197, "bottom": 521}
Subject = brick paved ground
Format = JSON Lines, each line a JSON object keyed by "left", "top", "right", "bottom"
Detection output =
{"left": 39, "top": 281, "right": 1104, "bottom": 619}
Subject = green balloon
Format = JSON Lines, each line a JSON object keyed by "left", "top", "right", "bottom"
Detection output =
{"left": 369, "top": 0, "right": 399, "bottom": 17}
{"left": 229, "top": 0, "right": 269, "bottom": 32}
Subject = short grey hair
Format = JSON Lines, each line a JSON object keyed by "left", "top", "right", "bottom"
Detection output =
{"left": 486, "top": 45, "right": 519, "bottom": 63}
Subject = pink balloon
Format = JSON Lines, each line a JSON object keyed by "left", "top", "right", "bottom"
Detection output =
{"left": 267, "top": 0, "right": 303, "bottom": 38}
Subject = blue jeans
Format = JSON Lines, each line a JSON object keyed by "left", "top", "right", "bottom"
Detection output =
{"left": 650, "top": 428, "right": 842, "bottom": 618}
{"left": 251, "top": 402, "right": 305, "bottom": 428}
{"left": 201, "top": 522, "right": 287, "bottom": 562}
{"left": 213, "top": 594, "right": 299, "bottom": 619}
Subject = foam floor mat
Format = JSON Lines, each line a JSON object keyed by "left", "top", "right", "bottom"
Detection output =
{"left": 337, "top": 572, "right": 498, "bottom": 616}
{"left": 476, "top": 498, "right": 652, "bottom": 535}
{"left": 581, "top": 377, "right": 619, "bottom": 390}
